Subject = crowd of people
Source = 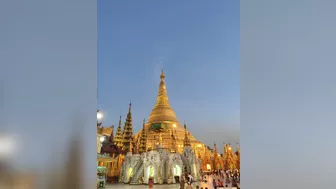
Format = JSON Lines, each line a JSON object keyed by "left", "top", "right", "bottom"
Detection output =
{"left": 179, "top": 169, "right": 240, "bottom": 189}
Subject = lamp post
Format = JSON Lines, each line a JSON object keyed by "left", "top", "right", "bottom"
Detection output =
{"left": 97, "top": 110, "right": 103, "bottom": 121}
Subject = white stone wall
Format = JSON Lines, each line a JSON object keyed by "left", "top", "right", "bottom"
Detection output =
{"left": 120, "top": 147, "right": 201, "bottom": 185}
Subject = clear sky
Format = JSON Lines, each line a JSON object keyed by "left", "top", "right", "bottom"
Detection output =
{"left": 98, "top": 0, "right": 240, "bottom": 152}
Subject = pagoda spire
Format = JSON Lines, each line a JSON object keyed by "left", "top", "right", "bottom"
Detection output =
{"left": 213, "top": 143, "right": 218, "bottom": 155}
{"left": 183, "top": 122, "right": 191, "bottom": 147}
{"left": 139, "top": 119, "right": 148, "bottom": 153}
{"left": 113, "top": 116, "right": 124, "bottom": 148}
{"left": 122, "top": 102, "right": 133, "bottom": 152}
{"left": 213, "top": 142, "right": 222, "bottom": 170}
{"left": 109, "top": 125, "right": 114, "bottom": 143}
{"left": 148, "top": 70, "right": 178, "bottom": 124}
{"left": 170, "top": 129, "right": 177, "bottom": 153}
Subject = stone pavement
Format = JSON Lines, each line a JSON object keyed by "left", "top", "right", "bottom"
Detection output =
{"left": 106, "top": 182, "right": 208, "bottom": 189}
{"left": 105, "top": 175, "right": 237, "bottom": 189}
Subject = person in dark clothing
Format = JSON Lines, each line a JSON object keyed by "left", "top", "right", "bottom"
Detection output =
{"left": 212, "top": 179, "right": 217, "bottom": 189}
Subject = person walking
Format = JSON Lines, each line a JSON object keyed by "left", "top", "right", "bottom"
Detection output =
{"left": 180, "top": 175, "right": 185, "bottom": 189}
{"left": 212, "top": 179, "right": 217, "bottom": 189}
{"left": 187, "top": 173, "right": 193, "bottom": 185}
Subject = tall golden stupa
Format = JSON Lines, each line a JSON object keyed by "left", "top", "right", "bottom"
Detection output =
{"left": 135, "top": 70, "right": 206, "bottom": 154}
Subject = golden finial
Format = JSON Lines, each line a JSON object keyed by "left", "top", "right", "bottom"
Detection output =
{"left": 160, "top": 69, "right": 165, "bottom": 80}
{"left": 118, "top": 116, "right": 122, "bottom": 127}
{"left": 128, "top": 101, "right": 132, "bottom": 113}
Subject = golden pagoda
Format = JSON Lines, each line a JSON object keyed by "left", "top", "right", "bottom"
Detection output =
{"left": 135, "top": 70, "right": 205, "bottom": 154}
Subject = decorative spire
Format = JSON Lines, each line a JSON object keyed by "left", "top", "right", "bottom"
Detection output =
{"left": 170, "top": 129, "right": 177, "bottom": 153}
{"left": 113, "top": 116, "right": 124, "bottom": 148}
{"left": 213, "top": 143, "right": 217, "bottom": 154}
{"left": 109, "top": 125, "right": 114, "bottom": 142}
{"left": 183, "top": 122, "right": 190, "bottom": 147}
{"left": 148, "top": 70, "right": 178, "bottom": 124}
{"left": 160, "top": 69, "right": 165, "bottom": 80}
{"left": 122, "top": 102, "right": 133, "bottom": 152}
{"left": 213, "top": 142, "right": 222, "bottom": 170}
{"left": 139, "top": 118, "right": 147, "bottom": 153}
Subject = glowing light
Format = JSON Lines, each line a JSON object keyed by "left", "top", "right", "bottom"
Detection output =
{"left": 173, "top": 124, "right": 176, "bottom": 128}
{"left": 97, "top": 111, "right": 103, "bottom": 120}
{"left": 229, "top": 147, "right": 231, "bottom": 150}
{"left": 100, "top": 136, "right": 105, "bottom": 142}
{"left": 128, "top": 167, "right": 133, "bottom": 177}
{"left": 197, "top": 144, "right": 202, "bottom": 148}
{"left": 206, "top": 164, "right": 211, "bottom": 170}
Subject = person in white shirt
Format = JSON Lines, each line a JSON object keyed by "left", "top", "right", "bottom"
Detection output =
{"left": 187, "top": 173, "right": 193, "bottom": 184}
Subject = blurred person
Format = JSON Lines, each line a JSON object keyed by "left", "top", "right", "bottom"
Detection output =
{"left": 187, "top": 172, "right": 193, "bottom": 184}
{"left": 218, "top": 179, "right": 223, "bottom": 187}
{"left": 180, "top": 174, "right": 185, "bottom": 189}
{"left": 212, "top": 178, "right": 217, "bottom": 189}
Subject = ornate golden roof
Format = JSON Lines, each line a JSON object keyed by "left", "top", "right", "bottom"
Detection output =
{"left": 147, "top": 69, "right": 178, "bottom": 124}
{"left": 133, "top": 70, "right": 210, "bottom": 154}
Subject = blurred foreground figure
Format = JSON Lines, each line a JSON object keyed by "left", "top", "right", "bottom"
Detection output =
{"left": 0, "top": 133, "right": 91, "bottom": 189}
{"left": 46, "top": 136, "right": 84, "bottom": 189}
{"left": 0, "top": 133, "right": 14, "bottom": 188}
{"left": 0, "top": 163, "right": 13, "bottom": 188}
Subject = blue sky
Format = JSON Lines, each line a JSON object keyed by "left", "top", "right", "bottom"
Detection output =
{"left": 98, "top": 0, "right": 240, "bottom": 150}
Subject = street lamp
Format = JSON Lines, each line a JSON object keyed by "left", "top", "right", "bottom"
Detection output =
{"left": 97, "top": 111, "right": 103, "bottom": 120}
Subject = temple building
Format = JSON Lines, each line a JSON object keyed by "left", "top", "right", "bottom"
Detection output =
{"left": 122, "top": 103, "right": 133, "bottom": 152}
{"left": 96, "top": 70, "right": 240, "bottom": 184}
{"left": 134, "top": 70, "right": 209, "bottom": 156}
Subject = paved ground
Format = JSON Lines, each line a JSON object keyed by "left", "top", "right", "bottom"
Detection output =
{"left": 105, "top": 175, "right": 237, "bottom": 189}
